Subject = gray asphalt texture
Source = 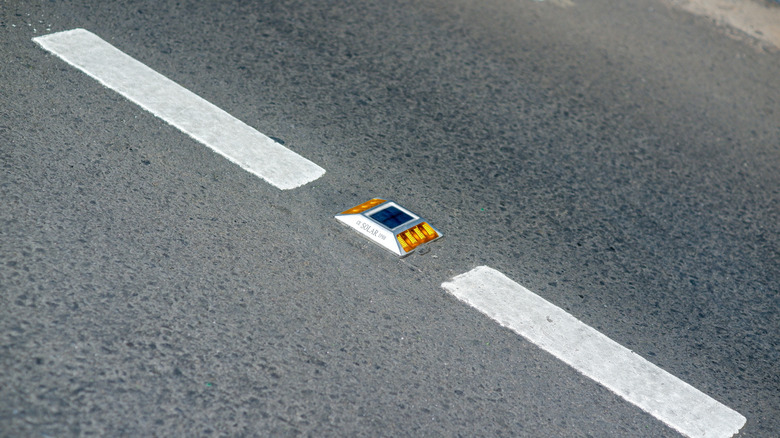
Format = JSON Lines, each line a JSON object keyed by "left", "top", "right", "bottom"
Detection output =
{"left": 1, "top": 0, "right": 778, "bottom": 436}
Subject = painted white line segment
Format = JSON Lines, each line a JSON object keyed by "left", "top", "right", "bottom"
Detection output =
{"left": 441, "top": 266, "right": 746, "bottom": 438}
{"left": 33, "top": 29, "right": 325, "bottom": 190}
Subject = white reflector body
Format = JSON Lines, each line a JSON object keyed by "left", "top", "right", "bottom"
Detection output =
{"left": 335, "top": 199, "right": 442, "bottom": 256}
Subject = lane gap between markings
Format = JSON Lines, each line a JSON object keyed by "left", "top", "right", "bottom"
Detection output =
{"left": 33, "top": 28, "right": 325, "bottom": 190}
{"left": 442, "top": 266, "right": 746, "bottom": 438}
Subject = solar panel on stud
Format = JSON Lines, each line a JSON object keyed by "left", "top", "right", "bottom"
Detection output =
{"left": 370, "top": 206, "right": 414, "bottom": 229}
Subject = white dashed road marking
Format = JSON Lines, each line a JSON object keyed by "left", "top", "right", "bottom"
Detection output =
{"left": 442, "top": 266, "right": 746, "bottom": 438}
{"left": 33, "top": 28, "right": 325, "bottom": 190}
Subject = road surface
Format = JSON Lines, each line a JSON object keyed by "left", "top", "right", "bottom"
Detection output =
{"left": 1, "top": 0, "right": 778, "bottom": 436}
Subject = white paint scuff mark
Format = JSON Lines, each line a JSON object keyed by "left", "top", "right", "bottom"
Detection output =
{"left": 33, "top": 29, "right": 325, "bottom": 190}
{"left": 442, "top": 266, "right": 746, "bottom": 438}
{"left": 665, "top": 0, "right": 780, "bottom": 50}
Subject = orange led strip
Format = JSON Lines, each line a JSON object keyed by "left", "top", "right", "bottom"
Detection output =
{"left": 339, "top": 198, "right": 386, "bottom": 215}
{"left": 396, "top": 222, "right": 438, "bottom": 252}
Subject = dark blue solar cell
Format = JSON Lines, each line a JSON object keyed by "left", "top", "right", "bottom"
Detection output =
{"left": 370, "top": 206, "right": 413, "bottom": 229}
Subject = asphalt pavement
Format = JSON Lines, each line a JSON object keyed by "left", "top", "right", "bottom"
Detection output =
{"left": 1, "top": 0, "right": 778, "bottom": 436}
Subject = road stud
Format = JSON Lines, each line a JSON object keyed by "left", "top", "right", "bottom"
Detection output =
{"left": 335, "top": 198, "right": 443, "bottom": 256}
